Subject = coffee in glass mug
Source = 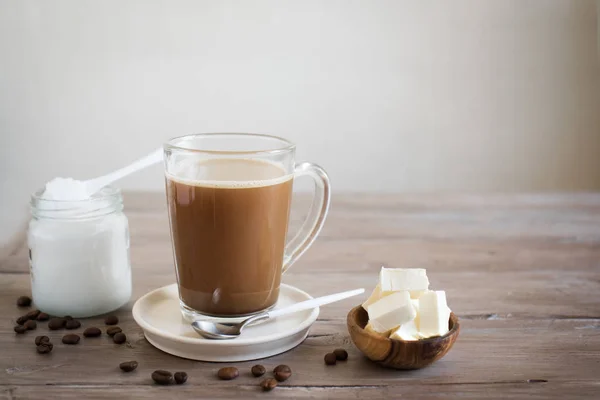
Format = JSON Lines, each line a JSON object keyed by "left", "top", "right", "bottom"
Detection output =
{"left": 163, "top": 133, "right": 330, "bottom": 319}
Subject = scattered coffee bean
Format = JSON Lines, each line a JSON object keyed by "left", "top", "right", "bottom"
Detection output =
{"left": 273, "top": 365, "right": 292, "bottom": 382}
{"left": 25, "top": 309, "right": 41, "bottom": 320}
{"left": 65, "top": 319, "right": 81, "bottom": 330}
{"left": 174, "top": 371, "right": 188, "bottom": 384}
{"left": 260, "top": 378, "right": 278, "bottom": 391}
{"left": 16, "top": 315, "right": 29, "bottom": 325}
{"left": 24, "top": 320, "right": 37, "bottom": 330}
{"left": 62, "top": 334, "right": 80, "bottom": 345}
{"left": 83, "top": 327, "right": 102, "bottom": 337}
{"left": 217, "top": 367, "right": 239, "bottom": 380}
{"left": 63, "top": 315, "right": 73, "bottom": 320}
{"left": 324, "top": 353, "right": 337, "bottom": 365}
{"left": 106, "top": 326, "right": 122, "bottom": 336}
{"left": 251, "top": 364, "right": 266, "bottom": 377}
{"left": 152, "top": 370, "right": 173, "bottom": 385}
{"left": 333, "top": 348, "right": 348, "bottom": 361}
{"left": 37, "top": 343, "right": 53, "bottom": 354}
{"left": 119, "top": 361, "right": 138, "bottom": 372}
{"left": 113, "top": 332, "right": 127, "bottom": 344}
{"left": 105, "top": 315, "right": 119, "bottom": 325}
{"left": 36, "top": 312, "right": 50, "bottom": 321}
{"left": 17, "top": 296, "right": 32, "bottom": 307}
{"left": 48, "top": 318, "right": 66, "bottom": 330}
{"left": 35, "top": 335, "right": 50, "bottom": 346}
{"left": 14, "top": 325, "right": 27, "bottom": 334}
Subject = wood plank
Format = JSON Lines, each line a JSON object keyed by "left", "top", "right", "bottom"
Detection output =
{"left": 0, "top": 317, "right": 598, "bottom": 386}
{"left": 3, "top": 231, "right": 600, "bottom": 320}
{"left": 4, "top": 381, "right": 600, "bottom": 400}
{"left": 4, "top": 192, "right": 600, "bottom": 274}
{"left": 3, "top": 194, "right": 600, "bottom": 318}
{"left": 120, "top": 192, "right": 600, "bottom": 242}
{"left": 119, "top": 191, "right": 600, "bottom": 212}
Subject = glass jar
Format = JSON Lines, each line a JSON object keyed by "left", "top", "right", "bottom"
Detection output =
{"left": 28, "top": 186, "right": 132, "bottom": 318}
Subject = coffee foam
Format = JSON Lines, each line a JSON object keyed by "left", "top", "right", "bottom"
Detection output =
{"left": 166, "top": 158, "right": 292, "bottom": 189}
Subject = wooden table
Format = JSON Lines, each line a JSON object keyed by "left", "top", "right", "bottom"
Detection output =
{"left": 1, "top": 192, "right": 600, "bottom": 399}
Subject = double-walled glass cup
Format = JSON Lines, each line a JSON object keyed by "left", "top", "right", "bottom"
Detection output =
{"left": 164, "top": 133, "right": 330, "bottom": 320}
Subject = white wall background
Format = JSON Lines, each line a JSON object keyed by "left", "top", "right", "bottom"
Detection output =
{"left": 1, "top": 0, "right": 599, "bottom": 229}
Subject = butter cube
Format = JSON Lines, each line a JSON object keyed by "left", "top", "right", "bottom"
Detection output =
{"left": 410, "top": 290, "right": 427, "bottom": 299}
{"left": 411, "top": 298, "right": 420, "bottom": 329}
{"left": 367, "top": 291, "right": 416, "bottom": 332}
{"left": 364, "top": 321, "right": 393, "bottom": 337}
{"left": 379, "top": 267, "right": 429, "bottom": 292}
{"left": 390, "top": 320, "right": 423, "bottom": 341}
{"left": 391, "top": 299, "right": 425, "bottom": 341}
{"left": 418, "top": 290, "right": 451, "bottom": 338}
{"left": 362, "top": 283, "right": 394, "bottom": 311}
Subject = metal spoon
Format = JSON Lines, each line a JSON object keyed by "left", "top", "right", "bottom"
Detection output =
{"left": 191, "top": 288, "right": 365, "bottom": 340}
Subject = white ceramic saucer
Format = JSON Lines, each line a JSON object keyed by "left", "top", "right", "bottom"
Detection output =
{"left": 132, "top": 283, "right": 319, "bottom": 362}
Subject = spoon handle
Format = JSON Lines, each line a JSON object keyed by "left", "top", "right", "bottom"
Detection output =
{"left": 267, "top": 288, "right": 365, "bottom": 319}
{"left": 84, "top": 147, "right": 163, "bottom": 193}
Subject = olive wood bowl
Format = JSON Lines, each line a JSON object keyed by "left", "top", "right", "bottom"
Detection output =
{"left": 347, "top": 305, "right": 460, "bottom": 370}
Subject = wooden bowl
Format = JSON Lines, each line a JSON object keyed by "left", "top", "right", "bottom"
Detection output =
{"left": 347, "top": 305, "right": 460, "bottom": 369}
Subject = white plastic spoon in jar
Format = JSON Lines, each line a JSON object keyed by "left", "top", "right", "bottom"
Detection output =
{"left": 43, "top": 148, "right": 163, "bottom": 201}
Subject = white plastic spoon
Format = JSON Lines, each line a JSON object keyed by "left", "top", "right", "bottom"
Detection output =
{"left": 43, "top": 148, "right": 163, "bottom": 200}
{"left": 81, "top": 147, "right": 163, "bottom": 196}
{"left": 191, "top": 288, "right": 365, "bottom": 340}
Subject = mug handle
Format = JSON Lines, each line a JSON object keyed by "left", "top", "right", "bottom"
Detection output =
{"left": 282, "top": 162, "right": 331, "bottom": 274}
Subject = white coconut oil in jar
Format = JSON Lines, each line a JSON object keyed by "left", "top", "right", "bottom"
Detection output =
{"left": 28, "top": 186, "right": 132, "bottom": 318}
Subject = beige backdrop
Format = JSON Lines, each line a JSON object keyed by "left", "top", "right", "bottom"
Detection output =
{"left": 1, "top": 0, "right": 599, "bottom": 241}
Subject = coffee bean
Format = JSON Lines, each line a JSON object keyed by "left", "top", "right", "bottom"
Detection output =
{"left": 65, "top": 319, "right": 81, "bottom": 330}
{"left": 35, "top": 335, "right": 50, "bottom": 345}
{"left": 274, "top": 371, "right": 291, "bottom": 381}
{"left": 37, "top": 343, "right": 53, "bottom": 354}
{"left": 106, "top": 326, "right": 122, "bottom": 336}
{"left": 334, "top": 348, "right": 348, "bottom": 361}
{"left": 260, "top": 378, "right": 278, "bottom": 391}
{"left": 217, "top": 367, "right": 239, "bottom": 380}
{"left": 104, "top": 315, "right": 119, "bottom": 325}
{"left": 16, "top": 316, "right": 29, "bottom": 325}
{"left": 152, "top": 370, "right": 173, "bottom": 385}
{"left": 83, "top": 327, "right": 102, "bottom": 337}
{"left": 17, "top": 296, "right": 32, "bottom": 307}
{"left": 113, "top": 332, "right": 126, "bottom": 344}
{"left": 24, "top": 320, "right": 37, "bottom": 330}
{"left": 62, "top": 334, "right": 80, "bottom": 345}
{"left": 48, "top": 318, "right": 66, "bottom": 330}
{"left": 251, "top": 364, "right": 266, "bottom": 377}
{"left": 25, "top": 309, "right": 41, "bottom": 320}
{"left": 324, "top": 353, "right": 337, "bottom": 365}
{"left": 14, "top": 325, "right": 27, "bottom": 334}
{"left": 63, "top": 315, "right": 73, "bottom": 320}
{"left": 273, "top": 364, "right": 291, "bottom": 374}
{"left": 273, "top": 365, "right": 292, "bottom": 382}
{"left": 119, "top": 361, "right": 138, "bottom": 372}
{"left": 174, "top": 372, "right": 188, "bottom": 384}
{"left": 37, "top": 312, "right": 50, "bottom": 321}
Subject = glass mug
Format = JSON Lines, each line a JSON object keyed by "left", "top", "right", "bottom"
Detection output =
{"left": 163, "top": 133, "right": 330, "bottom": 320}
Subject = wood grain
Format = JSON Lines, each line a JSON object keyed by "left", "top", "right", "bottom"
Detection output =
{"left": 1, "top": 192, "right": 599, "bottom": 399}
{"left": 4, "top": 382, "right": 600, "bottom": 400}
